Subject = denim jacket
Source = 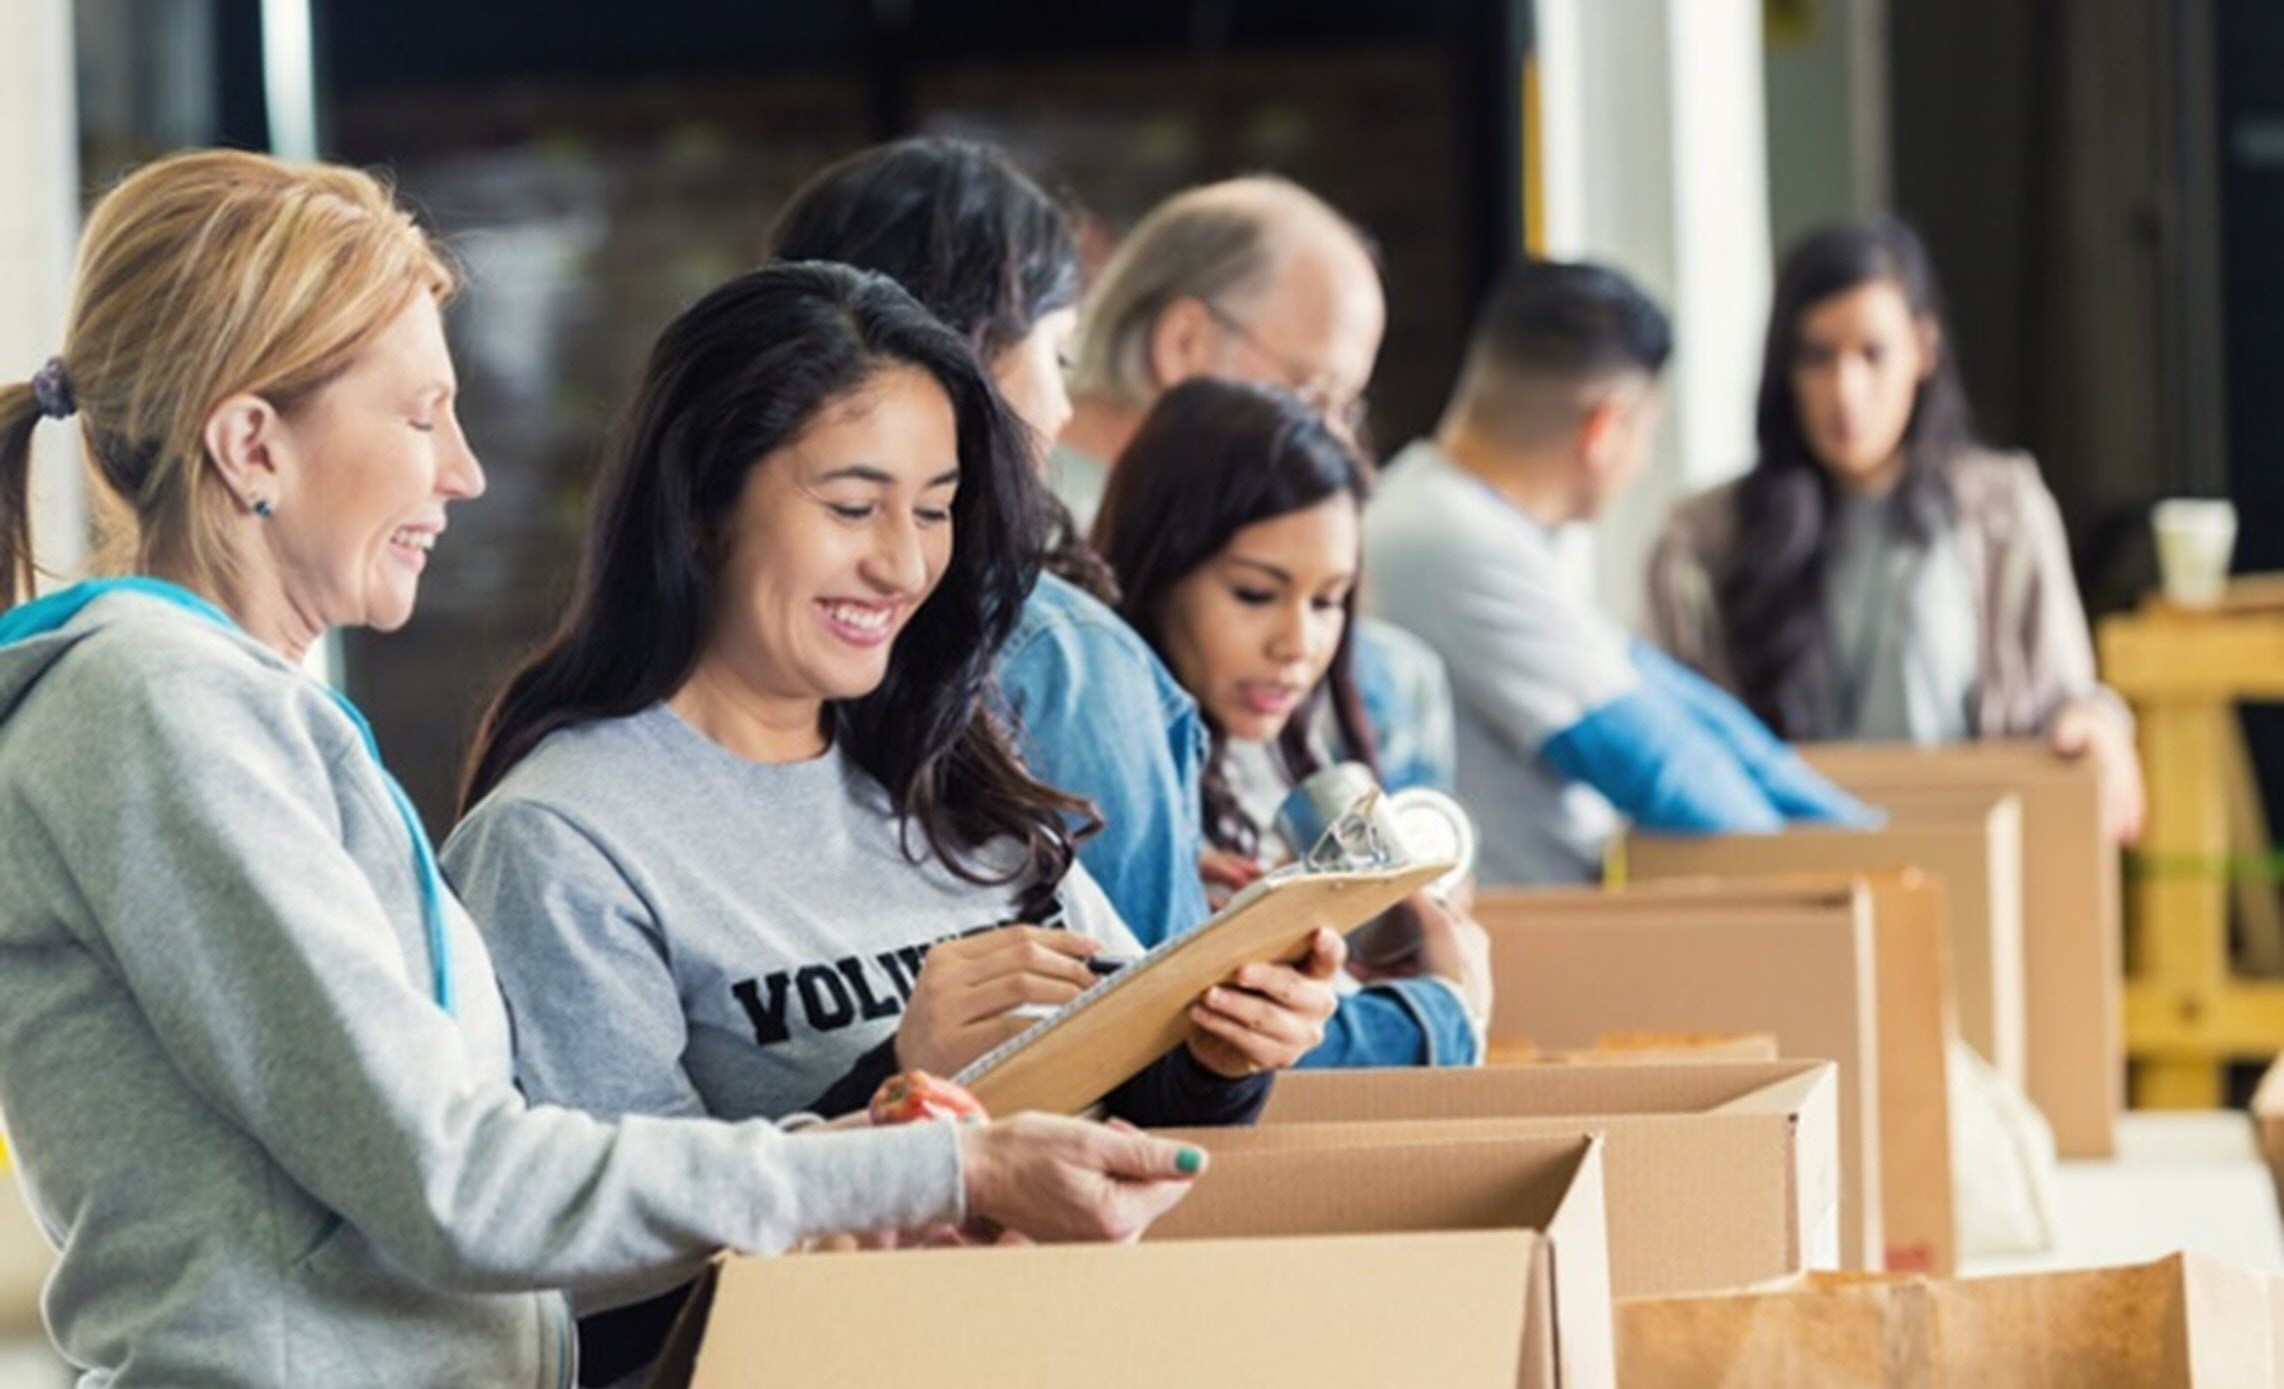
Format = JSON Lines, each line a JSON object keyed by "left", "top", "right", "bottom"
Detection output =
{"left": 996, "top": 574, "right": 1478, "bottom": 1068}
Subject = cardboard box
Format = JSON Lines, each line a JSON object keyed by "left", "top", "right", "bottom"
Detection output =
{"left": 1617, "top": 1253, "right": 2282, "bottom": 1387}
{"left": 1805, "top": 740, "right": 2121, "bottom": 1157}
{"left": 1482, "top": 875, "right": 1958, "bottom": 1275}
{"left": 1141, "top": 1131, "right": 1615, "bottom": 1387}
{"left": 1485, "top": 1034, "right": 1782, "bottom": 1067}
{"left": 1856, "top": 873, "right": 1958, "bottom": 1276}
{"left": 646, "top": 1232, "right": 1560, "bottom": 1389}
{"left": 2256, "top": 1053, "right": 2284, "bottom": 1212}
{"left": 1473, "top": 894, "right": 1886, "bottom": 1270}
{"left": 1236, "top": 1060, "right": 1842, "bottom": 1296}
{"left": 1621, "top": 795, "right": 2023, "bottom": 1088}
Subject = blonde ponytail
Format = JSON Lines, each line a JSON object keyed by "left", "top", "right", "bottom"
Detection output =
{"left": 0, "top": 382, "right": 41, "bottom": 609}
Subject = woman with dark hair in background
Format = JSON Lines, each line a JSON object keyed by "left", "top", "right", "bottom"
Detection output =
{"left": 766, "top": 136, "right": 1206, "bottom": 946}
{"left": 769, "top": 136, "right": 1480, "bottom": 1068}
{"left": 1646, "top": 216, "right": 2143, "bottom": 842}
{"left": 446, "top": 264, "right": 1330, "bottom": 1384}
{"left": 1097, "top": 377, "right": 1493, "bottom": 1063}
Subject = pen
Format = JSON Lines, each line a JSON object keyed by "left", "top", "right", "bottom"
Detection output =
{"left": 1084, "top": 954, "right": 1137, "bottom": 978}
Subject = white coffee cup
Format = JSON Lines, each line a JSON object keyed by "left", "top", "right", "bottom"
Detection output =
{"left": 2152, "top": 498, "right": 2237, "bottom": 609}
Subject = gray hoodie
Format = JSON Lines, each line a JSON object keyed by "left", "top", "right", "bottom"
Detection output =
{"left": 0, "top": 589, "right": 962, "bottom": 1388}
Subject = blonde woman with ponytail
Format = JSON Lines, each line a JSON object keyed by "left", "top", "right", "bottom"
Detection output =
{"left": 0, "top": 149, "right": 1199, "bottom": 1389}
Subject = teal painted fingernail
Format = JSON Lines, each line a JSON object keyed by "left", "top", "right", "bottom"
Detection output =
{"left": 1176, "top": 1147, "right": 1204, "bottom": 1176}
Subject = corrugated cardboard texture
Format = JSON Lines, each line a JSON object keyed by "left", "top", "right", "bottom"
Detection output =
{"left": 1485, "top": 1034, "right": 1782, "bottom": 1066}
{"left": 2256, "top": 1054, "right": 2284, "bottom": 1213}
{"left": 1478, "top": 876, "right": 1956, "bottom": 1275}
{"left": 1477, "top": 899, "right": 1885, "bottom": 1270}
{"left": 1805, "top": 740, "right": 2121, "bottom": 1157}
{"left": 1617, "top": 1252, "right": 2281, "bottom": 1387}
{"left": 1861, "top": 876, "right": 1958, "bottom": 1276}
{"left": 652, "top": 1233, "right": 1544, "bottom": 1389}
{"left": 1238, "top": 1061, "right": 1841, "bottom": 1296}
{"left": 1623, "top": 800, "right": 2024, "bottom": 1090}
{"left": 1140, "top": 1132, "right": 1615, "bottom": 1389}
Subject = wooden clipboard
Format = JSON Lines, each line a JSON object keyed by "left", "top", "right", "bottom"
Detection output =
{"left": 954, "top": 859, "right": 1450, "bottom": 1115}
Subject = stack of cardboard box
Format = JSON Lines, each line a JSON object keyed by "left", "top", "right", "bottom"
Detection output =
{"left": 1621, "top": 796, "right": 2024, "bottom": 1091}
{"left": 1801, "top": 740, "right": 2123, "bottom": 1157}
{"left": 1237, "top": 1061, "right": 1842, "bottom": 1295}
{"left": 1476, "top": 873, "right": 1957, "bottom": 1275}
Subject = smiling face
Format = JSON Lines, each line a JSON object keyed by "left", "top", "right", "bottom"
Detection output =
{"left": 1790, "top": 278, "right": 1933, "bottom": 493}
{"left": 263, "top": 292, "right": 484, "bottom": 633}
{"left": 1157, "top": 492, "right": 1360, "bottom": 743}
{"left": 700, "top": 364, "right": 961, "bottom": 718}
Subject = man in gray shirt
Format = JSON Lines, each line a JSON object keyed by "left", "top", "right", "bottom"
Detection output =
{"left": 1366, "top": 261, "right": 1872, "bottom": 883}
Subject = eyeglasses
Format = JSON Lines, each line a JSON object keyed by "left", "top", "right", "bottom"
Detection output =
{"left": 1196, "top": 298, "right": 1371, "bottom": 438}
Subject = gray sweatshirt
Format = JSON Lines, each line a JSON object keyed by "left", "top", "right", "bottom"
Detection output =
{"left": 0, "top": 590, "right": 962, "bottom": 1389}
{"left": 444, "top": 705, "right": 1146, "bottom": 1129}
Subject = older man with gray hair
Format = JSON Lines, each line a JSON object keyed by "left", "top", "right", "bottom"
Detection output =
{"left": 1054, "top": 175, "right": 1452, "bottom": 794}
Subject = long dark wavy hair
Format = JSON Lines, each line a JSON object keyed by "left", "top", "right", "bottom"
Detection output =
{"left": 1718, "top": 216, "right": 1977, "bottom": 737}
{"left": 1094, "top": 378, "right": 1377, "bottom": 856}
{"left": 765, "top": 136, "right": 1116, "bottom": 603}
{"left": 459, "top": 262, "right": 1090, "bottom": 914}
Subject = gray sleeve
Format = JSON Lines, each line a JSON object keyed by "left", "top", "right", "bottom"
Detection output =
{"left": 36, "top": 655, "right": 961, "bottom": 1295}
{"left": 442, "top": 800, "right": 707, "bottom": 1122}
{"left": 1376, "top": 531, "right": 1638, "bottom": 755}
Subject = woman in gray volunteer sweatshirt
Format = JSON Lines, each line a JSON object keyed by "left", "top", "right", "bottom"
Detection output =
{"left": 0, "top": 149, "right": 1203, "bottom": 1389}
{"left": 446, "top": 261, "right": 1347, "bottom": 1383}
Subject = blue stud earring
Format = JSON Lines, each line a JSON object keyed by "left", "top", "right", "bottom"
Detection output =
{"left": 252, "top": 498, "right": 274, "bottom": 519}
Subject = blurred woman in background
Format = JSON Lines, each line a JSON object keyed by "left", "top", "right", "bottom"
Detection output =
{"left": 1646, "top": 216, "right": 2143, "bottom": 842}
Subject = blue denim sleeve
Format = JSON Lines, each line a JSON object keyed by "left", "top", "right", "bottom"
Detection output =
{"left": 997, "top": 601, "right": 1214, "bottom": 950}
{"left": 1541, "top": 685, "right": 1788, "bottom": 834}
{"left": 1628, "top": 639, "right": 1880, "bottom": 827}
{"left": 1295, "top": 979, "right": 1480, "bottom": 1069}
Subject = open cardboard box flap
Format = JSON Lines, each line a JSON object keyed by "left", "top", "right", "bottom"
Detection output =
{"left": 1497, "top": 1033, "right": 1784, "bottom": 1065}
{"left": 1476, "top": 898, "right": 1887, "bottom": 1271}
{"left": 1259, "top": 1057, "right": 1831, "bottom": 1123}
{"left": 647, "top": 1231, "right": 1552, "bottom": 1389}
{"left": 648, "top": 1133, "right": 1616, "bottom": 1389}
{"left": 1618, "top": 1251, "right": 2283, "bottom": 1387}
{"left": 1186, "top": 1062, "right": 1840, "bottom": 1297}
{"left": 1138, "top": 1130, "right": 1614, "bottom": 1388}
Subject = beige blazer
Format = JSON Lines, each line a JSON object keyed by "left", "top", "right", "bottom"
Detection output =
{"left": 1645, "top": 449, "right": 2129, "bottom": 739}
